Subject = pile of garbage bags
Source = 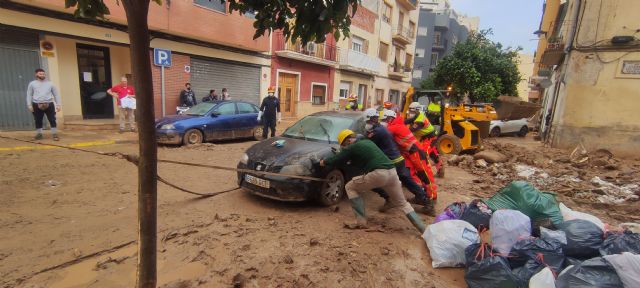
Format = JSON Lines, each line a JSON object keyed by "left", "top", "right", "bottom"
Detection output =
{"left": 422, "top": 181, "right": 640, "bottom": 288}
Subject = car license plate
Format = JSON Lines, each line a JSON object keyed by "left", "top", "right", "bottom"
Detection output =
{"left": 245, "top": 174, "right": 270, "bottom": 188}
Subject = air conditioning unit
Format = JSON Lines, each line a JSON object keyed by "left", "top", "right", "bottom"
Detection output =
{"left": 306, "top": 42, "right": 317, "bottom": 55}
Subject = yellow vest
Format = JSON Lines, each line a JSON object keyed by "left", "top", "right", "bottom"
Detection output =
{"left": 413, "top": 112, "right": 435, "bottom": 137}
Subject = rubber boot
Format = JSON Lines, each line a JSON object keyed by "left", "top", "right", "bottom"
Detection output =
{"left": 378, "top": 197, "right": 393, "bottom": 213}
{"left": 419, "top": 198, "right": 436, "bottom": 217}
{"left": 406, "top": 211, "right": 426, "bottom": 233}
{"left": 345, "top": 197, "right": 368, "bottom": 229}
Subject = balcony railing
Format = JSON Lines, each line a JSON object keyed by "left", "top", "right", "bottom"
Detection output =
{"left": 274, "top": 36, "right": 339, "bottom": 64}
{"left": 339, "top": 49, "right": 381, "bottom": 74}
{"left": 397, "top": 0, "right": 418, "bottom": 10}
{"left": 388, "top": 63, "right": 409, "bottom": 79}
{"left": 392, "top": 26, "right": 414, "bottom": 45}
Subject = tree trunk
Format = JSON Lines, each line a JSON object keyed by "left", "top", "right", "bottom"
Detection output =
{"left": 121, "top": 1, "right": 157, "bottom": 287}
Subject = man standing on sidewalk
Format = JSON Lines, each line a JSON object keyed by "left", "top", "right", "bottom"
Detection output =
{"left": 107, "top": 76, "right": 136, "bottom": 133}
{"left": 257, "top": 86, "right": 281, "bottom": 139}
{"left": 27, "top": 69, "right": 62, "bottom": 141}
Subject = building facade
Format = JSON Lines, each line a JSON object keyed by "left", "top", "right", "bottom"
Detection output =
{"left": 531, "top": 0, "right": 640, "bottom": 157}
{"left": 516, "top": 53, "right": 534, "bottom": 101}
{"left": 412, "top": 0, "right": 472, "bottom": 87}
{"left": 0, "top": 0, "right": 271, "bottom": 130}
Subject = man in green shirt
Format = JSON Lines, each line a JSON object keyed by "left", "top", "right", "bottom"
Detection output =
{"left": 320, "top": 129, "right": 426, "bottom": 234}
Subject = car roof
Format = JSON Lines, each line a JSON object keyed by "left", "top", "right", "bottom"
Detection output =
{"left": 307, "top": 110, "right": 364, "bottom": 119}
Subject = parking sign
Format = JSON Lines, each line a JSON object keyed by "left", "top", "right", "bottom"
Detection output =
{"left": 153, "top": 48, "right": 172, "bottom": 67}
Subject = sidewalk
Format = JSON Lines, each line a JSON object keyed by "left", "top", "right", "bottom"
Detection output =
{"left": 0, "top": 129, "right": 138, "bottom": 150}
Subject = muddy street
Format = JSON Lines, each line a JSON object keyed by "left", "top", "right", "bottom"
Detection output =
{"left": 1, "top": 132, "right": 638, "bottom": 287}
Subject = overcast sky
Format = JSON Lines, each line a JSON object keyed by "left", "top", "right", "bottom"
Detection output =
{"left": 450, "top": 0, "right": 545, "bottom": 54}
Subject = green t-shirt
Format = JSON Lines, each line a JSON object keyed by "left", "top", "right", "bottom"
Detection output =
{"left": 324, "top": 139, "right": 394, "bottom": 172}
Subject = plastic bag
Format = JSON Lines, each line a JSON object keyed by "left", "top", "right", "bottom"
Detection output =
{"left": 509, "top": 237, "right": 565, "bottom": 274}
{"left": 460, "top": 199, "right": 492, "bottom": 230}
{"left": 556, "top": 257, "right": 623, "bottom": 288}
{"left": 512, "top": 259, "right": 543, "bottom": 285}
{"left": 434, "top": 202, "right": 467, "bottom": 223}
{"left": 604, "top": 252, "right": 640, "bottom": 288}
{"left": 529, "top": 267, "right": 556, "bottom": 288}
{"left": 599, "top": 230, "right": 640, "bottom": 255}
{"left": 465, "top": 243, "right": 497, "bottom": 267}
{"left": 464, "top": 256, "right": 521, "bottom": 288}
{"left": 423, "top": 220, "right": 479, "bottom": 268}
{"left": 484, "top": 181, "right": 563, "bottom": 226}
{"left": 490, "top": 209, "right": 532, "bottom": 255}
{"left": 559, "top": 203, "right": 605, "bottom": 231}
{"left": 540, "top": 226, "right": 567, "bottom": 245}
{"left": 565, "top": 257, "right": 582, "bottom": 268}
{"left": 557, "top": 219, "right": 604, "bottom": 259}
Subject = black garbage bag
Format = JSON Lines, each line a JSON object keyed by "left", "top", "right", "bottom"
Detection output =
{"left": 465, "top": 256, "right": 521, "bottom": 288}
{"left": 509, "top": 237, "right": 565, "bottom": 274}
{"left": 460, "top": 199, "right": 492, "bottom": 230}
{"left": 564, "top": 257, "right": 582, "bottom": 268}
{"left": 557, "top": 219, "right": 603, "bottom": 259}
{"left": 556, "top": 256, "right": 623, "bottom": 288}
{"left": 512, "top": 259, "right": 544, "bottom": 286}
{"left": 465, "top": 243, "right": 496, "bottom": 267}
{"left": 599, "top": 230, "right": 640, "bottom": 255}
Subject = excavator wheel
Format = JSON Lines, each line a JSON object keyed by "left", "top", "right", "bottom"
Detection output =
{"left": 436, "top": 134, "right": 463, "bottom": 155}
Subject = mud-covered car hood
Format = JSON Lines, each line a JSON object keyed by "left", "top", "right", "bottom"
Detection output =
{"left": 244, "top": 136, "right": 337, "bottom": 173}
{"left": 155, "top": 114, "right": 198, "bottom": 127}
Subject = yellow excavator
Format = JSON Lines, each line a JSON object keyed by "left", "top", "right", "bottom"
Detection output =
{"left": 401, "top": 87, "right": 497, "bottom": 155}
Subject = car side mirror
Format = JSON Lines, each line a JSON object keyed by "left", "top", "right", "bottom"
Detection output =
{"left": 211, "top": 111, "right": 220, "bottom": 117}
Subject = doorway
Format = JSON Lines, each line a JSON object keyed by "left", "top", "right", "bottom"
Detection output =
{"left": 277, "top": 72, "right": 298, "bottom": 118}
{"left": 76, "top": 44, "right": 113, "bottom": 119}
{"left": 358, "top": 84, "right": 367, "bottom": 108}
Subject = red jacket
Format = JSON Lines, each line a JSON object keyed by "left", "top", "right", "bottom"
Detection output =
{"left": 386, "top": 116, "right": 418, "bottom": 153}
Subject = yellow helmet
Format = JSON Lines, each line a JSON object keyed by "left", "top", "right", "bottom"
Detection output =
{"left": 337, "top": 129, "right": 355, "bottom": 145}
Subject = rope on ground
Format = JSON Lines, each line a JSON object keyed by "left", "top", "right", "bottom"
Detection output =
{"left": 0, "top": 135, "right": 326, "bottom": 198}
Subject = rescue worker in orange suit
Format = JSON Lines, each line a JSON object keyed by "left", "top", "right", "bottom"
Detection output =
{"left": 363, "top": 108, "right": 431, "bottom": 215}
{"left": 382, "top": 109, "right": 437, "bottom": 213}
{"left": 404, "top": 102, "right": 443, "bottom": 177}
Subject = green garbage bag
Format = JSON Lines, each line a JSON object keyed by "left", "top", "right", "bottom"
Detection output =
{"left": 484, "top": 181, "right": 563, "bottom": 226}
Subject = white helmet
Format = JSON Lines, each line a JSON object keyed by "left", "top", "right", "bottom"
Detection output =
{"left": 409, "top": 102, "right": 421, "bottom": 111}
{"left": 364, "top": 108, "right": 378, "bottom": 120}
{"left": 382, "top": 109, "right": 396, "bottom": 120}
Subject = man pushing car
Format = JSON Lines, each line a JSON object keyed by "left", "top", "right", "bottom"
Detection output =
{"left": 319, "top": 129, "right": 426, "bottom": 234}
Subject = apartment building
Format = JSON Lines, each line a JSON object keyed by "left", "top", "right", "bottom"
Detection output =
{"left": 531, "top": 0, "right": 640, "bottom": 156}
{"left": 0, "top": 0, "right": 270, "bottom": 130}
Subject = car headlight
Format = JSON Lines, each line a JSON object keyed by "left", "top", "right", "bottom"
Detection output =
{"left": 160, "top": 124, "right": 175, "bottom": 130}
{"left": 279, "top": 164, "right": 310, "bottom": 176}
{"left": 240, "top": 153, "right": 249, "bottom": 165}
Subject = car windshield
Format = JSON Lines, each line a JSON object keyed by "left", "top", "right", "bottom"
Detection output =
{"left": 186, "top": 103, "right": 216, "bottom": 116}
{"left": 283, "top": 115, "right": 355, "bottom": 144}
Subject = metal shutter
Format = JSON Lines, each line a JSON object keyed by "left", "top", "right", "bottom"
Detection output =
{"left": 190, "top": 57, "right": 261, "bottom": 105}
{"left": 0, "top": 26, "right": 41, "bottom": 130}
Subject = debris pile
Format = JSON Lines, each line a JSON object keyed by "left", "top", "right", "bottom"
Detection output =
{"left": 446, "top": 142, "right": 640, "bottom": 204}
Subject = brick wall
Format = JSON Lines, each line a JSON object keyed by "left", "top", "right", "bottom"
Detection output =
{"left": 150, "top": 52, "right": 191, "bottom": 117}
{"left": 351, "top": 5, "right": 378, "bottom": 34}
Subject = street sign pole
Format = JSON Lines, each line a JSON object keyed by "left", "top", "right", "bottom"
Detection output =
{"left": 161, "top": 66, "right": 166, "bottom": 117}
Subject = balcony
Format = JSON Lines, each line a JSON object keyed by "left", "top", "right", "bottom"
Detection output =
{"left": 541, "top": 39, "right": 565, "bottom": 66}
{"left": 434, "top": 14, "right": 450, "bottom": 29}
{"left": 388, "top": 63, "right": 409, "bottom": 80}
{"left": 274, "top": 37, "right": 339, "bottom": 67}
{"left": 397, "top": 0, "right": 418, "bottom": 10}
{"left": 392, "top": 25, "right": 414, "bottom": 46}
{"left": 339, "top": 50, "right": 381, "bottom": 75}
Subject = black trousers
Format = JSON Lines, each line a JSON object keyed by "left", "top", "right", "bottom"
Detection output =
{"left": 32, "top": 102, "right": 57, "bottom": 129}
{"left": 262, "top": 117, "right": 277, "bottom": 138}
{"left": 373, "top": 160, "right": 427, "bottom": 201}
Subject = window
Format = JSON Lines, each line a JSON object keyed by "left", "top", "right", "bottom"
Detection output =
{"left": 382, "top": 3, "right": 392, "bottom": 24}
{"left": 215, "top": 103, "right": 236, "bottom": 115}
{"left": 352, "top": 36, "right": 364, "bottom": 53}
{"left": 405, "top": 53, "right": 413, "bottom": 70}
{"left": 375, "top": 89, "right": 384, "bottom": 106}
{"left": 312, "top": 84, "right": 327, "bottom": 105}
{"left": 194, "top": 0, "right": 226, "bottom": 13}
{"left": 431, "top": 52, "right": 439, "bottom": 67}
{"left": 389, "top": 90, "right": 400, "bottom": 105}
{"left": 409, "top": 21, "right": 416, "bottom": 38}
{"left": 434, "top": 31, "right": 442, "bottom": 46}
{"left": 339, "top": 81, "right": 351, "bottom": 99}
{"left": 237, "top": 102, "right": 257, "bottom": 114}
{"left": 378, "top": 42, "right": 389, "bottom": 62}
{"left": 358, "top": 84, "right": 367, "bottom": 105}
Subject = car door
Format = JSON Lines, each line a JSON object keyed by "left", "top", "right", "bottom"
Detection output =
{"left": 236, "top": 102, "right": 260, "bottom": 138}
{"left": 204, "top": 102, "right": 238, "bottom": 140}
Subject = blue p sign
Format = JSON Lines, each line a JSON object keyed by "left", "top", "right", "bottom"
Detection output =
{"left": 153, "top": 48, "right": 172, "bottom": 67}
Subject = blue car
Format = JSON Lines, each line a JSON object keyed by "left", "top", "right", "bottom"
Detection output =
{"left": 155, "top": 100, "right": 263, "bottom": 145}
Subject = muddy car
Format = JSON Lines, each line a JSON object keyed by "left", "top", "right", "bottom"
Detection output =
{"left": 237, "top": 111, "right": 366, "bottom": 206}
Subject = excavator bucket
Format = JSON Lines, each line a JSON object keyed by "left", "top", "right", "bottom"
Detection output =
{"left": 494, "top": 96, "right": 541, "bottom": 121}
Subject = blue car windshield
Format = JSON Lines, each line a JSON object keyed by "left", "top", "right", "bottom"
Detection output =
{"left": 186, "top": 103, "right": 216, "bottom": 116}
{"left": 283, "top": 115, "right": 354, "bottom": 144}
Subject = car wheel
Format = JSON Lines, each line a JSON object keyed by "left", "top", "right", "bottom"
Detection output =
{"left": 317, "top": 170, "right": 345, "bottom": 206}
{"left": 489, "top": 127, "right": 501, "bottom": 138}
{"left": 517, "top": 126, "right": 528, "bottom": 137}
{"left": 436, "top": 134, "right": 463, "bottom": 155}
{"left": 183, "top": 129, "right": 203, "bottom": 145}
{"left": 252, "top": 126, "right": 264, "bottom": 141}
